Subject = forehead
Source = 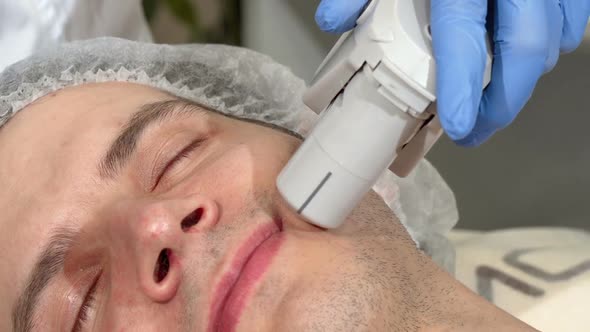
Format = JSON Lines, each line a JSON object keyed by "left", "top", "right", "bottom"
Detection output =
{"left": 0, "top": 83, "right": 172, "bottom": 327}
{"left": 0, "top": 82, "right": 172, "bottom": 191}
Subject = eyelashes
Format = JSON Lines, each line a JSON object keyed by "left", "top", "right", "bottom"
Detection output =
{"left": 152, "top": 137, "right": 206, "bottom": 190}
{"left": 73, "top": 272, "right": 101, "bottom": 332}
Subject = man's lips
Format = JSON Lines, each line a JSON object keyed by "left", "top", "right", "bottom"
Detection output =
{"left": 208, "top": 219, "right": 284, "bottom": 332}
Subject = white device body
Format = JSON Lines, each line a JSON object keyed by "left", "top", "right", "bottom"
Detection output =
{"left": 277, "top": 0, "right": 492, "bottom": 229}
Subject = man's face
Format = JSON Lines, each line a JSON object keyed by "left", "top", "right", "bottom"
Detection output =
{"left": 0, "top": 82, "right": 419, "bottom": 331}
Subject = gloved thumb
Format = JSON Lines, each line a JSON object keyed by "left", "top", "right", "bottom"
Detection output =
{"left": 315, "top": 0, "right": 370, "bottom": 33}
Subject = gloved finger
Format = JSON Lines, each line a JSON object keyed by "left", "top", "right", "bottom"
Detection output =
{"left": 455, "top": 0, "right": 564, "bottom": 147}
{"left": 431, "top": 0, "right": 489, "bottom": 141}
{"left": 315, "top": 0, "right": 369, "bottom": 33}
{"left": 543, "top": 0, "right": 565, "bottom": 73}
{"left": 560, "top": 0, "right": 590, "bottom": 53}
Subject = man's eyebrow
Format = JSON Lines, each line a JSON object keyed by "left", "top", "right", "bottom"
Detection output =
{"left": 12, "top": 226, "right": 80, "bottom": 332}
{"left": 98, "top": 99, "right": 205, "bottom": 179}
{"left": 98, "top": 98, "right": 303, "bottom": 179}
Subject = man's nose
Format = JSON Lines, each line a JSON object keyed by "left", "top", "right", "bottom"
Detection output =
{"left": 121, "top": 194, "right": 220, "bottom": 302}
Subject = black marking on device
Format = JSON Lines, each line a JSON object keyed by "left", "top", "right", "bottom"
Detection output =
{"left": 298, "top": 172, "right": 333, "bottom": 214}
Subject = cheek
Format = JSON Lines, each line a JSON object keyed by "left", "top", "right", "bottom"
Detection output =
{"left": 247, "top": 133, "right": 301, "bottom": 185}
{"left": 100, "top": 287, "right": 185, "bottom": 331}
{"left": 171, "top": 143, "right": 261, "bottom": 232}
{"left": 174, "top": 132, "right": 301, "bottom": 225}
{"left": 220, "top": 135, "right": 299, "bottom": 196}
{"left": 107, "top": 268, "right": 142, "bottom": 311}
{"left": 197, "top": 144, "right": 257, "bottom": 200}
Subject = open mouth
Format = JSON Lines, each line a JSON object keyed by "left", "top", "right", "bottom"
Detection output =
{"left": 208, "top": 219, "right": 284, "bottom": 332}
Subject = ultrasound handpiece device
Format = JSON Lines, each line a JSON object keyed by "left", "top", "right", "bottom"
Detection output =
{"left": 277, "top": 0, "right": 492, "bottom": 229}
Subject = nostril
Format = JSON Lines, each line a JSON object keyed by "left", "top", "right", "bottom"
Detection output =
{"left": 154, "top": 249, "right": 171, "bottom": 283}
{"left": 181, "top": 208, "right": 203, "bottom": 232}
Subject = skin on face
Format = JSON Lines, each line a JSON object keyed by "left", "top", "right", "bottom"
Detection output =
{"left": 0, "top": 82, "right": 535, "bottom": 332}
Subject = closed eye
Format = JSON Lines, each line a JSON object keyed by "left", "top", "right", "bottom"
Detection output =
{"left": 72, "top": 272, "right": 101, "bottom": 332}
{"left": 152, "top": 137, "right": 205, "bottom": 190}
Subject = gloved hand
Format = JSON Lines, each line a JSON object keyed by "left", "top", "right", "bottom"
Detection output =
{"left": 316, "top": 0, "right": 590, "bottom": 146}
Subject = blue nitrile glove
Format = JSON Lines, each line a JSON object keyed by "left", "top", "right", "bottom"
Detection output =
{"left": 316, "top": 0, "right": 590, "bottom": 146}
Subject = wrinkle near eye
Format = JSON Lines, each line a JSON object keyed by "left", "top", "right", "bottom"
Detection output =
{"left": 147, "top": 132, "right": 195, "bottom": 190}
{"left": 127, "top": 116, "right": 216, "bottom": 192}
{"left": 152, "top": 137, "right": 207, "bottom": 191}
